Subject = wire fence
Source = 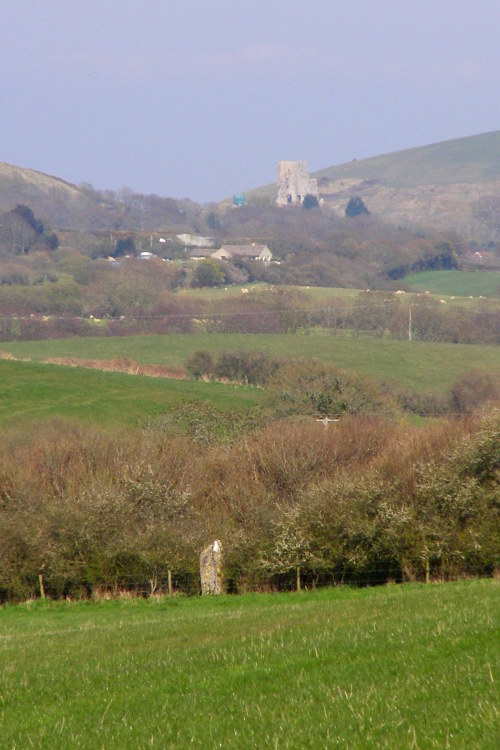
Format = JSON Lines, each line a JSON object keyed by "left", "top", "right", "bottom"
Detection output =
{"left": 0, "top": 301, "right": 498, "bottom": 349}
{"left": 0, "top": 301, "right": 498, "bottom": 323}
{"left": 6, "top": 565, "right": 498, "bottom": 605}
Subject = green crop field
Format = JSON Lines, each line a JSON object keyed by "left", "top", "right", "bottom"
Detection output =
{"left": 1, "top": 581, "right": 498, "bottom": 749}
{"left": 404, "top": 270, "right": 500, "bottom": 298}
{"left": 2, "top": 330, "right": 500, "bottom": 394}
{"left": 0, "top": 360, "right": 263, "bottom": 427}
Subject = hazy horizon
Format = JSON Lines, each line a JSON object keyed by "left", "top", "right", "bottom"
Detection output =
{"left": 1, "top": 1, "right": 499, "bottom": 202}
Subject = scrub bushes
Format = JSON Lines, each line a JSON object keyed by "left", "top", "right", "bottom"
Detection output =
{"left": 0, "top": 411, "right": 498, "bottom": 601}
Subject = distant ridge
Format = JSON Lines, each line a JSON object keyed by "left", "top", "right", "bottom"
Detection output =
{"left": 0, "top": 161, "right": 114, "bottom": 230}
{"left": 3, "top": 130, "right": 500, "bottom": 241}
{"left": 0, "top": 161, "right": 82, "bottom": 196}
{"left": 0, "top": 161, "right": 195, "bottom": 232}
{"left": 246, "top": 131, "right": 500, "bottom": 242}
{"left": 315, "top": 130, "right": 500, "bottom": 187}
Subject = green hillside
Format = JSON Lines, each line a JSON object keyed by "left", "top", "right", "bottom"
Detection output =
{"left": 0, "top": 359, "right": 262, "bottom": 426}
{"left": 246, "top": 131, "right": 500, "bottom": 197}
{"left": 315, "top": 130, "right": 500, "bottom": 188}
{"left": 245, "top": 131, "right": 500, "bottom": 244}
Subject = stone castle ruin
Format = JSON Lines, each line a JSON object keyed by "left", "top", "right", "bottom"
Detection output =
{"left": 276, "top": 160, "right": 318, "bottom": 206}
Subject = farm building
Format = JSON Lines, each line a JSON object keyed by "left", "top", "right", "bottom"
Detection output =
{"left": 211, "top": 244, "right": 272, "bottom": 263}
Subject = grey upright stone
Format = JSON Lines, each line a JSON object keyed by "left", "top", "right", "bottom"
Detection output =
{"left": 200, "top": 540, "right": 223, "bottom": 595}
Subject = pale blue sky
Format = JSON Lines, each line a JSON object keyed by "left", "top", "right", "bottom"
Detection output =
{"left": 1, "top": 1, "right": 499, "bottom": 201}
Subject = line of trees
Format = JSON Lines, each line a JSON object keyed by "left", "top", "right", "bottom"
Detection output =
{"left": 0, "top": 297, "right": 498, "bottom": 349}
{"left": 0, "top": 409, "right": 498, "bottom": 602}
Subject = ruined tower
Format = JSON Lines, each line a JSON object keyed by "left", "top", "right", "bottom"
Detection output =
{"left": 276, "top": 161, "right": 318, "bottom": 206}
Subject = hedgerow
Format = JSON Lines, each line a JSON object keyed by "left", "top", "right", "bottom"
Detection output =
{"left": 0, "top": 411, "right": 498, "bottom": 601}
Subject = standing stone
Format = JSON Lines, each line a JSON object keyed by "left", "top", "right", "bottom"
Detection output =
{"left": 200, "top": 540, "right": 223, "bottom": 595}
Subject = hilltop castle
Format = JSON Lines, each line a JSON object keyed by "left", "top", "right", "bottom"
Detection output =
{"left": 276, "top": 160, "right": 318, "bottom": 206}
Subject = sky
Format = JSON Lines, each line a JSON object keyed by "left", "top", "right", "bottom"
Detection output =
{"left": 1, "top": 1, "right": 499, "bottom": 203}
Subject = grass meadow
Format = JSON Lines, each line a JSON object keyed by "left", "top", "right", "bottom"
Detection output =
{"left": 1, "top": 581, "right": 498, "bottom": 749}
{"left": 403, "top": 270, "right": 500, "bottom": 298}
{"left": 1, "top": 329, "right": 500, "bottom": 394}
{"left": 176, "top": 284, "right": 361, "bottom": 303}
{"left": 159, "top": 281, "right": 499, "bottom": 307}
{"left": 0, "top": 360, "right": 263, "bottom": 426}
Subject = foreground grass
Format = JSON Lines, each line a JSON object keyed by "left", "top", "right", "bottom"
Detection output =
{"left": 0, "top": 360, "right": 263, "bottom": 426}
{"left": 2, "top": 330, "right": 500, "bottom": 394}
{"left": 0, "top": 581, "right": 498, "bottom": 749}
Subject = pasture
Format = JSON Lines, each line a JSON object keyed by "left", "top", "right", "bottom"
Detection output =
{"left": 0, "top": 360, "right": 263, "bottom": 426}
{"left": 177, "top": 284, "right": 361, "bottom": 303}
{"left": 403, "top": 270, "right": 500, "bottom": 298}
{"left": 0, "top": 581, "right": 498, "bottom": 749}
{"left": 174, "top": 281, "right": 499, "bottom": 306}
{"left": 1, "top": 329, "right": 500, "bottom": 394}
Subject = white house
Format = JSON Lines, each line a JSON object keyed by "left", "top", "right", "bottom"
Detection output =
{"left": 177, "top": 233, "right": 214, "bottom": 248}
{"left": 211, "top": 244, "right": 272, "bottom": 264}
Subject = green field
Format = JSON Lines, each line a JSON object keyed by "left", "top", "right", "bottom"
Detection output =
{"left": 0, "top": 360, "right": 262, "bottom": 426}
{"left": 176, "top": 284, "right": 361, "bottom": 303}
{"left": 2, "top": 330, "right": 500, "bottom": 395}
{"left": 1, "top": 581, "right": 498, "bottom": 749}
{"left": 176, "top": 282, "right": 499, "bottom": 305}
{"left": 404, "top": 270, "right": 500, "bottom": 298}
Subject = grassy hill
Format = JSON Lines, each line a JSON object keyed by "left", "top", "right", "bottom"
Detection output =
{"left": 1, "top": 581, "right": 498, "bottom": 749}
{"left": 315, "top": 131, "right": 500, "bottom": 188}
{"left": 246, "top": 131, "right": 500, "bottom": 245}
